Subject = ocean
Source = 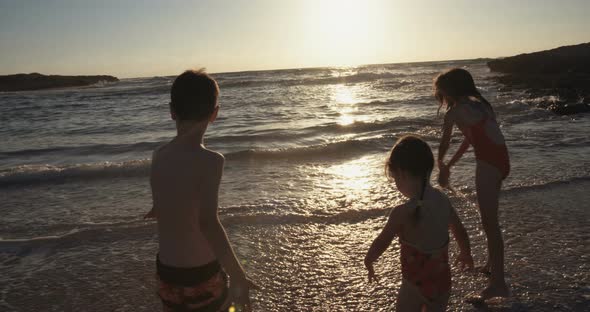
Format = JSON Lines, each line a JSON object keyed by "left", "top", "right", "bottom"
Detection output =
{"left": 1, "top": 59, "right": 589, "bottom": 311}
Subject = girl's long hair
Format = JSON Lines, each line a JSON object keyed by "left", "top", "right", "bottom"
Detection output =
{"left": 434, "top": 68, "right": 495, "bottom": 117}
{"left": 386, "top": 135, "right": 434, "bottom": 223}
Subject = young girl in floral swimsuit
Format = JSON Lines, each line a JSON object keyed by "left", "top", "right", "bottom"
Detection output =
{"left": 365, "top": 135, "right": 473, "bottom": 311}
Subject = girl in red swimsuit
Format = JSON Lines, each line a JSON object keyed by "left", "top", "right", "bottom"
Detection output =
{"left": 434, "top": 68, "right": 510, "bottom": 300}
{"left": 365, "top": 135, "right": 473, "bottom": 311}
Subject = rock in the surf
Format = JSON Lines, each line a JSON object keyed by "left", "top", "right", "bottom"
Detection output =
{"left": 488, "top": 43, "right": 590, "bottom": 115}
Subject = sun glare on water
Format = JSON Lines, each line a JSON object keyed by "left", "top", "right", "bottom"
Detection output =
{"left": 322, "top": 155, "right": 379, "bottom": 202}
{"left": 331, "top": 84, "right": 358, "bottom": 125}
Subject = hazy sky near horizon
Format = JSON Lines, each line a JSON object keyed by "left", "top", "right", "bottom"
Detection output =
{"left": 1, "top": 0, "right": 589, "bottom": 78}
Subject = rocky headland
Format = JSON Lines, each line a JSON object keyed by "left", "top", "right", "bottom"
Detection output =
{"left": 0, "top": 73, "right": 119, "bottom": 92}
{"left": 488, "top": 43, "right": 590, "bottom": 115}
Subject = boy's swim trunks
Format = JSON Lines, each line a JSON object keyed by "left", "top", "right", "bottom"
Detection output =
{"left": 156, "top": 255, "right": 229, "bottom": 311}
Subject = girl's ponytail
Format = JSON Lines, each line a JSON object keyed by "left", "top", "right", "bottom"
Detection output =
{"left": 386, "top": 136, "right": 434, "bottom": 224}
{"left": 414, "top": 173, "right": 428, "bottom": 224}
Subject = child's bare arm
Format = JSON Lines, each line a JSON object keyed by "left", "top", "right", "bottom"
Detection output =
{"left": 145, "top": 150, "right": 158, "bottom": 219}
{"left": 199, "top": 155, "right": 254, "bottom": 290}
{"left": 364, "top": 205, "right": 404, "bottom": 268}
{"left": 439, "top": 138, "right": 470, "bottom": 188}
{"left": 437, "top": 113, "right": 455, "bottom": 166}
{"left": 448, "top": 139, "right": 469, "bottom": 168}
{"left": 449, "top": 205, "right": 474, "bottom": 270}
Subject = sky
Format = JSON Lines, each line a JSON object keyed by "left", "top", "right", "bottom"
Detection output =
{"left": 1, "top": 0, "right": 589, "bottom": 78}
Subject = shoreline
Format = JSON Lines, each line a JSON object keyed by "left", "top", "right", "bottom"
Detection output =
{"left": 1, "top": 178, "right": 588, "bottom": 311}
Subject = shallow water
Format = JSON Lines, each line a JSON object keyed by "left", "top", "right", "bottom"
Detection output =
{"left": 1, "top": 180, "right": 588, "bottom": 311}
{"left": 1, "top": 59, "right": 589, "bottom": 311}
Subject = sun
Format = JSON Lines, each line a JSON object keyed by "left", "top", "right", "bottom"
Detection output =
{"left": 315, "top": 0, "right": 370, "bottom": 42}
{"left": 305, "top": 0, "right": 377, "bottom": 66}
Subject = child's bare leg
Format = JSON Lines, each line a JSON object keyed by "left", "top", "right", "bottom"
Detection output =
{"left": 477, "top": 258, "right": 491, "bottom": 275}
{"left": 425, "top": 292, "right": 450, "bottom": 312}
{"left": 396, "top": 280, "right": 426, "bottom": 312}
{"left": 475, "top": 161, "right": 509, "bottom": 299}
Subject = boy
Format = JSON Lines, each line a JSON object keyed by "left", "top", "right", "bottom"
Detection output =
{"left": 145, "top": 69, "right": 256, "bottom": 311}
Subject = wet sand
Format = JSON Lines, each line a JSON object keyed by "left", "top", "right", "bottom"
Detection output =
{"left": 1, "top": 179, "right": 588, "bottom": 311}
{"left": 243, "top": 179, "right": 590, "bottom": 311}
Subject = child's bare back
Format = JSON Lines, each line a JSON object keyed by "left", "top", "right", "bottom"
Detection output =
{"left": 151, "top": 137, "right": 224, "bottom": 268}
{"left": 396, "top": 187, "right": 452, "bottom": 252}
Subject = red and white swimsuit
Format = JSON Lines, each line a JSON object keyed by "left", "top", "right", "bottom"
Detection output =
{"left": 463, "top": 117, "right": 510, "bottom": 179}
{"left": 400, "top": 238, "right": 451, "bottom": 301}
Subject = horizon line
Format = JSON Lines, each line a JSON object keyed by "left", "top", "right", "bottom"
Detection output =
{"left": 0, "top": 56, "right": 499, "bottom": 80}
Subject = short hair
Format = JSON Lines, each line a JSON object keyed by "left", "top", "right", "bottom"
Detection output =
{"left": 170, "top": 69, "right": 219, "bottom": 121}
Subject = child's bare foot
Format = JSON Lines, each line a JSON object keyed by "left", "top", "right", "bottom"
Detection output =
{"left": 479, "top": 283, "right": 510, "bottom": 300}
{"left": 476, "top": 263, "right": 491, "bottom": 276}
{"left": 464, "top": 294, "right": 485, "bottom": 304}
{"left": 465, "top": 283, "right": 510, "bottom": 304}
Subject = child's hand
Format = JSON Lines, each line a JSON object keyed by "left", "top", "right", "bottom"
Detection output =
{"left": 455, "top": 250, "right": 474, "bottom": 271}
{"left": 230, "top": 276, "right": 259, "bottom": 312}
{"left": 366, "top": 263, "right": 378, "bottom": 283}
{"left": 438, "top": 164, "right": 450, "bottom": 188}
{"left": 143, "top": 208, "right": 155, "bottom": 219}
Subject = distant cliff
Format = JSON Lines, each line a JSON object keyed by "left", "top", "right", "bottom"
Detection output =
{"left": 488, "top": 43, "right": 590, "bottom": 115}
{"left": 488, "top": 43, "right": 590, "bottom": 74}
{"left": 0, "top": 73, "right": 119, "bottom": 92}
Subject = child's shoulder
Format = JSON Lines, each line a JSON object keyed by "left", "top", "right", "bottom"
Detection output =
{"left": 391, "top": 188, "right": 451, "bottom": 215}
{"left": 151, "top": 142, "right": 224, "bottom": 165}
{"left": 390, "top": 201, "right": 416, "bottom": 219}
{"left": 429, "top": 186, "right": 452, "bottom": 204}
{"left": 195, "top": 149, "right": 225, "bottom": 181}
{"left": 187, "top": 148, "right": 225, "bottom": 174}
{"left": 151, "top": 142, "right": 170, "bottom": 163}
{"left": 201, "top": 148, "right": 225, "bottom": 166}
{"left": 457, "top": 98, "right": 490, "bottom": 116}
{"left": 198, "top": 146, "right": 224, "bottom": 160}
{"left": 445, "top": 104, "right": 463, "bottom": 119}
